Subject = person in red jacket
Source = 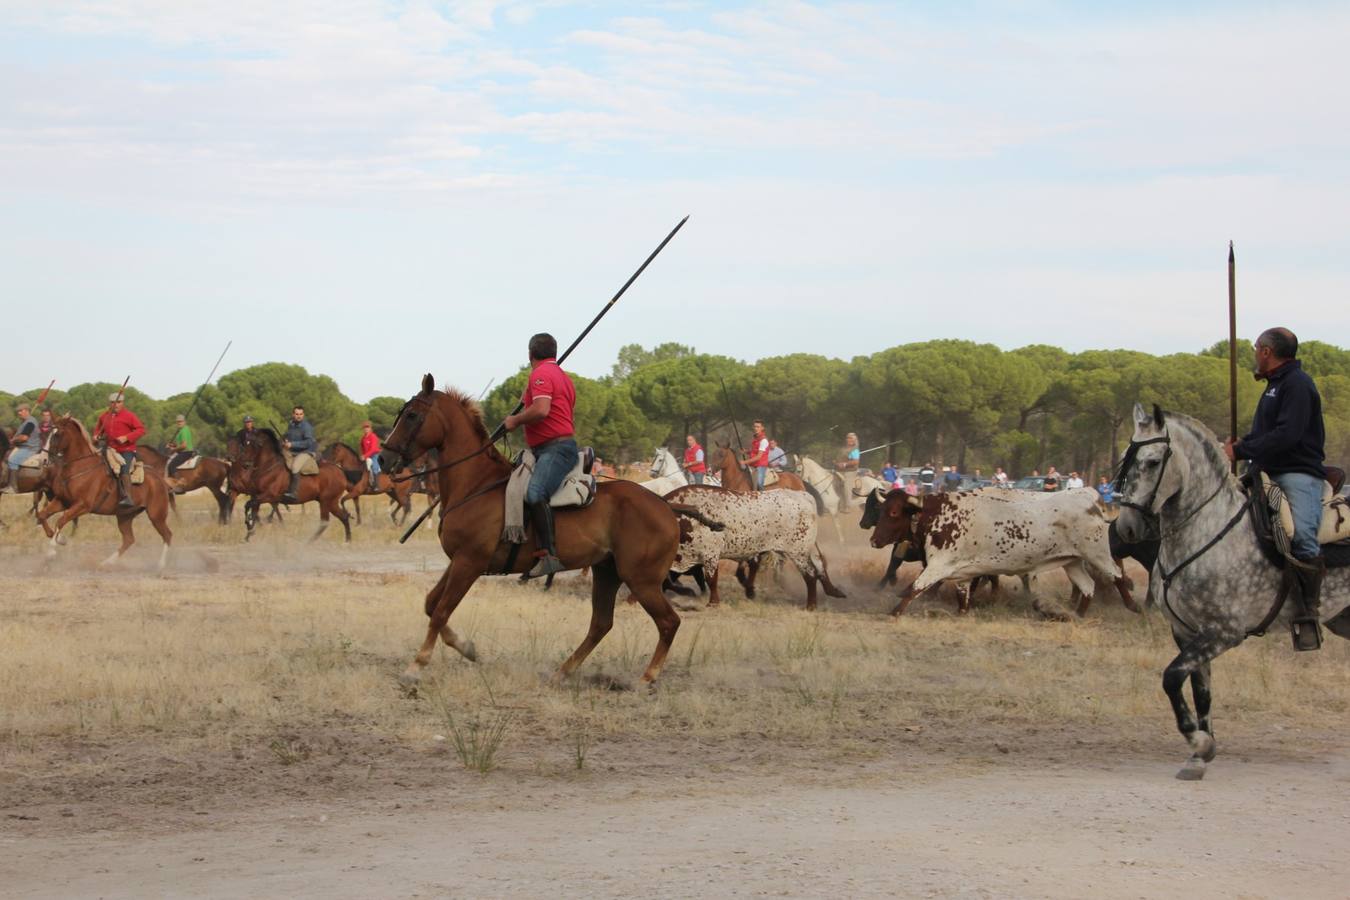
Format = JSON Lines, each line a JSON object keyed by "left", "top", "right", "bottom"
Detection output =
{"left": 93, "top": 390, "right": 147, "bottom": 509}
{"left": 741, "top": 420, "right": 770, "bottom": 490}
{"left": 682, "top": 434, "right": 706, "bottom": 485}
{"left": 360, "top": 421, "right": 382, "bottom": 490}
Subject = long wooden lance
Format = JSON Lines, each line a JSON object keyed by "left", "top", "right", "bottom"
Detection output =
{"left": 182, "top": 340, "right": 232, "bottom": 423}
{"left": 1228, "top": 242, "right": 1239, "bottom": 475}
{"left": 858, "top": 438, "right": 905, "bottom": 457}
{"left": 112, "top": 375, "right": 131, "bottom": 403}
{"left": 399, "top": 215, "right": 691, "bottom": 543}
{"left": 718, "top": 376, "right": 746, "bottom": 456}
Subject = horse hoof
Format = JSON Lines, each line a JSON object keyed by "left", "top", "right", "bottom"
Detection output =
{"left": 1176, "top": 758, "right": 1207, "bottom": 781}
{"left": 397, "top": 669, "right": 422, "bottom": 688}
{"left": 460, "top": 641, "right": 478, "bottom": 663}
{"left": 56, "top": 534, "right": 68, "bottom": 546}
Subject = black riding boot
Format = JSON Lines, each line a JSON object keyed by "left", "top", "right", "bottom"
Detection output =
{"left": 282, "top": 474, "right": 301, "bottom": 504}
{"left": 1290, "top": 555, "right": 1325, "bottom": 652}
{"left": 527, "top": 500, "right": 565, "bottom": 578}
{"left": 117, "top": 470, "right": 141, "bottom": 511}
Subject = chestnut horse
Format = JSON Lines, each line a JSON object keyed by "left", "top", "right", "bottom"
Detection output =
{"left": 37, "top": 415, "right": 173, "bottom": 571}
{"left": 137, "top": 445, "right": 233, "bottom": 524}
{"left": 324, "top": 441, "right": 414, "bottom": 525}
{"left": 228, "top": 428, "right": 352, "bottom": 542}
{"left": 0, "top": 427, "right": 53, "bottom": 527}
{"left": 378, "top": 375, "right": 684, "bottom": 686}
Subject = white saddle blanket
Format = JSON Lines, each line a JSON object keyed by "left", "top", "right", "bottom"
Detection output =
{"left": 175, "top": 454, "right": 200, "bottom": 471}
{"left": 502, "top": 448, "right": 597, "bottom": 544}
{"left": 1261, "top": 474, "right": 1350, "bottom": 549}
{"left": 17, "top": 450, "right": 47, "bottom": 470}
{"left": 103, "top": 448, "right": 145, "bottom": 485}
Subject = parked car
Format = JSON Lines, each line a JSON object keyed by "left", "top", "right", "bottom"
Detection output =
{"left": 1011, "top": 475, "right": 1064, "bottom": 492}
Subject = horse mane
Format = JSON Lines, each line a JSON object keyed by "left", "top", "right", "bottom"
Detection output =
{"left": 440, "top": 389, "right": 509, "bottom": 465}
{"left": 332, "top": 440, "right": 359, "bottom": 457}
{"left": 255, "top": 427, "right": 285, "bottom": 457}
{"left": 1163, "top": 411, "right": 1232, "bottom": 480}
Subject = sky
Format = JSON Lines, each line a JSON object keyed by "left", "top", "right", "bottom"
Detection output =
{"left": 2, "top": 1, "right": 1348, "bottom": 402}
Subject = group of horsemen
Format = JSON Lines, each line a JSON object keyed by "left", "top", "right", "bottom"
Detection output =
{"left": 1, "top": 326, "right": 1333, "bottom": 647}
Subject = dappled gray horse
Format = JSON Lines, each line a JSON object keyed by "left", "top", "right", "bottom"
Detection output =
{"left": 1115, "top": 403, "right": 1350, "bottom": 780}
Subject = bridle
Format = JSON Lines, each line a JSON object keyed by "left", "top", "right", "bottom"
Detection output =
{"left": 385, "top": 393, "right": 500, "bottom": 484}
{"left": 1113, "top": 435, "right": 1173, "bottom": 516}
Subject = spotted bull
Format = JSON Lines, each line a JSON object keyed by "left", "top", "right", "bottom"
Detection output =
{"left": 665, "top": 485, "right": 846, "bottom": 610}
{"left": 862, "top": 487, "right": 1124, "bottom": 617}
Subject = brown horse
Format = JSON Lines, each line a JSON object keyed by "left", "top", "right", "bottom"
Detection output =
{"left": 378, "top": 375, "right": 685, "bottom": 687}
{"left": 324, "top": 441, "right": 414, "bottom": 525}
{"left": 37, "top": 416, "right": 173, "bottom": 571}
{"left": 228, "top": 428, "right": 352, "bottom": 542}
{"left": 0, "top": 427, "right": 53, "bottom": 527}
{"left": 137, "top": 445, "right": 233, "bottom": 524}
{"left": 708, "top": 444, "right": 833, "bottom": 599}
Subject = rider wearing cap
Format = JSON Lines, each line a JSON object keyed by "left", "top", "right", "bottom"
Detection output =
{"left": 166, "top": 414, "right": 195, "bottom": 478}
{"left": 1224, "top": 327, "right": 1328, "bottom": 651}
{"left": 504, "top": 333, "right": 577, "bottom": 578}
{"left": 281, "top": 405, "right": 317, "bottom": 503}
{"left": 93, "top": 390, "right": 146, "bottom": 509}
{"left": 2, "top": 400, "right": 39, "bottom": 493}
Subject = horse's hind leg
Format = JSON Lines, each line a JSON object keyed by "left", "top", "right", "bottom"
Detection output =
{"left": 1164, "top": 628, "right": 1241, "bottom": 780}
{"left": 148, "top": 497, "right": 174, "bottom": 574}
{"left": 101, "top": 514, "right": 137, "bottom": 568}
{"left": 333, "top": 496, "right": 352, "bottom": 542}
{"left": 553, "top": 558, "right": 621, "bottom": 683}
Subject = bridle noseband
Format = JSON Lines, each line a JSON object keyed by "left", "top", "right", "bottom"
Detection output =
{"left": 1114, "top": 434, "right": 1173, "bottom": 516}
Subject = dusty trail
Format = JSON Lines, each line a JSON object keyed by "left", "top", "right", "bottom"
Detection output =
{"left": 5, "top": 750, "right": 1349, "bottom": 899}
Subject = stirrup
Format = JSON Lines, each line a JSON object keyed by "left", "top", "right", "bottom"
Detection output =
{"left": 1291, "top": 617, "right": 1323, "bottom": 652}
{"left": 527, "top": 553, "right": 566, "bottom": 578}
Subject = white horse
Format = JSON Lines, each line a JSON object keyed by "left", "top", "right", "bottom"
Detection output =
{"left": 790, "top": 455, "right": 863, "bottom": 542}
{"left": 642, "top": 446, "right": 719, "bottom": 495}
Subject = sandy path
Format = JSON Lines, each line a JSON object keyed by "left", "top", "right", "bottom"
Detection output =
{"left": 6, "top": 751, "right": 1348, "bottom": 899}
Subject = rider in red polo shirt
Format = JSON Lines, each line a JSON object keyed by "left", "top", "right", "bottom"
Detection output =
{"left": 93, "top": 390, "right": 147, "bottom": 509}
{"left": 504, "top": 333, "right": 577, "bottom": 577}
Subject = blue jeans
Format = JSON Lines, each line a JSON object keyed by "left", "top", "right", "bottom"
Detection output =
{"left": 7, "top": 446, "right": 34, "bottom": 470}
{"left": 526, "top": 438, "right": 578, "bottom": 505}
{"left": 753, "top": 466, "right": 766, "bottom": 489}
{"left": 115, "top": 450, "right": 136, "bottom": 475}
{"left": 1273, "top": 471, "right": 1324, "bottom": 560}
{"left": 691, "top": 471, "right": 704, "bottom": 485}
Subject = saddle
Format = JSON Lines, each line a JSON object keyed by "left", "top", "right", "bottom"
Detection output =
{"left": 18, "top": 450, "right": 47, "bottom": 470}
{"left": 502, "top": 447, "right": 598, "bottom": 544}
{"left": 103, "top": 448, "right": 145, "bottom": 485}
{"left": 1247, "top": 468, "right": 1350, "bottom": 570}
{"left": 175, "top": 454, "right": 200, "bottom": 471}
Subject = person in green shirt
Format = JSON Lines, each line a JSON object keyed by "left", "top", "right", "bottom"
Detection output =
{"left": 166, "top": 414, "right": 196, "bottom": 477}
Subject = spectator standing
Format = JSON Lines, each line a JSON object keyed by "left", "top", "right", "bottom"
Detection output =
{"left": 918, "top": 462, "right": 936, "bottom": 494}
{"left": 943, "top": 466, "right": 962, "bottom": 492}
{"left": 993, "top": 466, "right": 1009, "bottom": 486}
{"left": 1096, "top": 475, "right": 1114, "bottom": 507}
{"left": 1043, "top": 466, "right": 1061, "bottom": 492}
{"left": 1066, "top": 471, "right": 1084, "bottom": 490}
{"left": 880, "top": 461, "right": 898, "bottom": 485}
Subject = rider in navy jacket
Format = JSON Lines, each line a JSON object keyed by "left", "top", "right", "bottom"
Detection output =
{"left": 1233, "top": 358, "right": 1326, "bottom": 480}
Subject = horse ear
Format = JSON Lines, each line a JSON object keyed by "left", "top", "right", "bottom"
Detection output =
{"left": 1133, "top": 402, "right": 1151, "bottom": 427}
{"left": 1152, "top": 403, "right": 1165, "bottom": 428}
{"left": 421, "top": 374, "right": 435, "bottom": 396}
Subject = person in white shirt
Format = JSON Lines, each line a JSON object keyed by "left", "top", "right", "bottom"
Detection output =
{"left": 1066, "top": 471, "right": 1085, "bottom": 490}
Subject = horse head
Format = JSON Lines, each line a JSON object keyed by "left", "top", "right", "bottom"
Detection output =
{"left": 1114, "top": 402, "right": 1186, "bottom": 543}
{"left": 649, "top": 446, "right": 675, "bottom": 479}
{"left": 46, "top": 415, "right": 90, "bottom": 459}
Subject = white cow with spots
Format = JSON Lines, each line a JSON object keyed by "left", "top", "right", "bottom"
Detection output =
{"left": 663, "top": 485, "right": 846, "bottom": 610}
{"left": 865, "top": 487, "right": 1119, "bottom": 616}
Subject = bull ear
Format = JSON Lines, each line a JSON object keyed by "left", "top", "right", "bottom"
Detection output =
{"left": 1152, "top": 403, "right": 1165, "bottom": 427}
{"left": 421, "top": 374, "right": 435, "bottom": 396}
{"left": 1133, "top": 402, "right": 1151, "bottom": 427}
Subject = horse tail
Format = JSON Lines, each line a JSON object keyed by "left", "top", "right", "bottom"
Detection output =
{"left": 668, "top": 503, "right": 725, "bottom": 532}
{"left": 802, "top": 482, "right": 827, "bottom": 517}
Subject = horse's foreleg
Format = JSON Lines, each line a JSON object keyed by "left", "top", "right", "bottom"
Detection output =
{"left": 401, "top": 563, "right": 479, "bottom": 686}
{"left": 1165, "top": 629, "right": 1241, "bottom": 780}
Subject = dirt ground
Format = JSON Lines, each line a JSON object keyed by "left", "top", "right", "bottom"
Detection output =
{"left": 2, "top": 497, "right": 1349, "bottom": 898}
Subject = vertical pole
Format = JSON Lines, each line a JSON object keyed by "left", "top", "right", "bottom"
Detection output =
{"left": 1228, "top": 242, "right": 1239, "bottom": 475}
